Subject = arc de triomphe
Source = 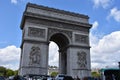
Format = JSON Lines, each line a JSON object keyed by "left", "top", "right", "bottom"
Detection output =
{"left": 19, "top": 3, "right": 92, "bottom": 78}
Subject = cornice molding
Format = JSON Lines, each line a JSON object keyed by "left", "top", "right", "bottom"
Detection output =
{"left": 26, "top": 3, "right": 89, "bottom": 19}
{"left": 20, "top": 12, "right": 92, "bottom": 29}
{"left": 20, "top": 3, "right": 92, "bottom": 29}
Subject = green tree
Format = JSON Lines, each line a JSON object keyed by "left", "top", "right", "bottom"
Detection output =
{"left": 50, "top": 72, "right": 58, "bottom": 77}
{"left": 0, "top": 66, "right": 19, "bottom": 77}
{"left": 91, "top": 71, "right": 100, "bottom": 78}
{"left": 14, "top": 70, "right": 18, "bottom": 75}
{"left": 0, "top": 66, "right": 6, "bottom": 76}
{"left": 6, "top": 69, "right": 14, "bottom": 77}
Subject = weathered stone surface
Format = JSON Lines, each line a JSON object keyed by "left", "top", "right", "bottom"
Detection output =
{"left": 19, "top": 3, "right": 92, "bottom": 79}
{"left": 28, "top": 27, "right": 46, "bottom": 38}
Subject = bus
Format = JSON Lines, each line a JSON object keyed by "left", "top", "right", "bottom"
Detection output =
{"left": 100, "top": 68, "right": 120, "bottom": 80}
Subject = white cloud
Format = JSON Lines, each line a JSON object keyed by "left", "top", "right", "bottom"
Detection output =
{"left": 108, "top": 7, "right": 120, "bottom": 22}
{"left": 49, "top": 42, "right": 59, "bottom": 66}
{"left": 90, "top": 21, "right": 100, "bottom": 46}
{"left": 92, "top": 0, "right": 112, "bottom": 8}
{"left": 92, "top": 21, "right": 99, "bottom": 30}
{"left": 90, "top": 31, "right": 120, "bottom": 69}
{"left": 11, "top": 0, "right": 18, "bottom": 4}
{"left": 0, "top": 45, "right": 21, "bottom": 70}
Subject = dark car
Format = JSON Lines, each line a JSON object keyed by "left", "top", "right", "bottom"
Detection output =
{"left": 55, "top": 74, "right": 74, "bottom": 80}
{"left": 8, "top": 75, "right": 26, "bottom": 80}
{"left": 14, "top": 75, "right": 26, "bottom": 80}
{"left": 0, "top": 76, "right": 5, "bottom": 80}
{"left": 63, "top": 76, "right": 74, "bottom": 80}
{"left": 23, "top": 74, "right": 51, "bottom": 80}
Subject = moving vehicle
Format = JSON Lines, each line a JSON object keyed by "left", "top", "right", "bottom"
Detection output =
{"left": 100, "top": 68, "right": 120, "bottom": 80}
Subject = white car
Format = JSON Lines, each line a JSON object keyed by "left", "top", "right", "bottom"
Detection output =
{"left": 55, "top": 74, "right": 65, "bottom": 80}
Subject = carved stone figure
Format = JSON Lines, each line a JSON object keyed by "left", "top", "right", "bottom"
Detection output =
{"left": 77, "top": 51, "right": 87, "bottom": 68}
{"left": 29, "top": 46, "right": 40, "bottom": 65}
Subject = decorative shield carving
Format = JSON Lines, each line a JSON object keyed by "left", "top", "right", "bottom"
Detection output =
{"left": 77, "top": 51, "right": 87, "bottom": 69}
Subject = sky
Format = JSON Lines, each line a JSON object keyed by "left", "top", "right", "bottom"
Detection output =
{"left": 0, "top": 0, "right": 120, "bottom": 70}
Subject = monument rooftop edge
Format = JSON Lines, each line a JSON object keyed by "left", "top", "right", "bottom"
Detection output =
{"left": 20, "top": 3, "right": 92, "bottom": 29}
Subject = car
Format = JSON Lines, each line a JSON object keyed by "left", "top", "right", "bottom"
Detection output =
{"left": 8, "top": 76, "right": 14, "bottom": 80}
{"left": 0, "top": 76, "right": 5, "bottom": 80}
{"left": 63, "top": 76, "right": 74, "bottom": 80}
{"left": 55, "top": 74, "right": 65, "bottom": 80}
{"left": 23, "top": 74, "right": 51, "bottom": 80}
{"left": 55, "top": 74, "right": 74, "bottom": 80}
{"left": 47, "top": 76, "right": 53, "bottom": 80}
{"left": 8, "top": 75, "right": 26, "bottom": 80}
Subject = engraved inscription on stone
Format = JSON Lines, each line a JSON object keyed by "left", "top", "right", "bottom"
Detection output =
{"left": 77, "top": 51, "right": 87, "bottom": 68}
{"left": 29, "top": 46, "right": 40, "bottom": 65}
{"left": 75, "top": 34, "right": 88, "bottom": 44}
{"left": 28, "top": 27, "right": 45, "bottom": 38}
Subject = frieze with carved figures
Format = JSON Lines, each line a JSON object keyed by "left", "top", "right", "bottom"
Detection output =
{"left": 75, "top": 34, "right": 88, "bottom": 44}
{"left": 28, "top": 27, "right": 46, "bottom": 38}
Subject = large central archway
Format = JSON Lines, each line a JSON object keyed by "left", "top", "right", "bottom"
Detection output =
{"left": 50, "top": 33, "right": 69, "bottom": 49}
{"left": 49, "top": 33, "right": 69, "bottom": 74}
{"left": 19, "top": 3, "right": 92, "bottom": 79}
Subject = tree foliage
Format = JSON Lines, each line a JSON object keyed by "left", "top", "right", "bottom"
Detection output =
{"left": 0, "top": 66, "right": 18, "bottom": 77}
{"left": 0, "top": 66, "right": 6, "bottom": 76}
{"left": 91, "top": 71, "right": 100, "bottom": 77}
{"left": 50, "top": 72, "right": 58, "bottom": 77}
{"left": 6, "top": 69, "right": 15, "bottom": 77}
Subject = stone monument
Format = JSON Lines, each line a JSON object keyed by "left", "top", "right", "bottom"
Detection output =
{"left": 19, "top": 3, "right": 92, "bottom": 79}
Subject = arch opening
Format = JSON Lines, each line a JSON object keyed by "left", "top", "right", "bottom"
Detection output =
{"left": 50, "top": 33, "right": 69, "bottom": 49}
{"left": 48, "top": 41, "right": 59, "bottom": 66}
{"left": 49, "top": 33, "right": 69, "bottom": 75}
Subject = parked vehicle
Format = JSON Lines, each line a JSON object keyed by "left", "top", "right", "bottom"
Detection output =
{"left": 47, "top": 76, "right": 53, "bottom": 80}
{"left": 55, "top": 74, "right": 65, "bottom": 80}
{"left": 0, "top": 76, "right": 5, "bottom": 80}
{"left": 7, "top": 75, "right": 26, "bottom": 80}
{"left": 23, "top": 74, "right": 52, "bottom": 80}
{"left": 63, "top": 76, "right": 74, "bottom": 80}
{"left": 100, "top": 68, "right": 120, "bottom": 80}
{"left": 55, "top": 74, "right": 74, "bottom": 80}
